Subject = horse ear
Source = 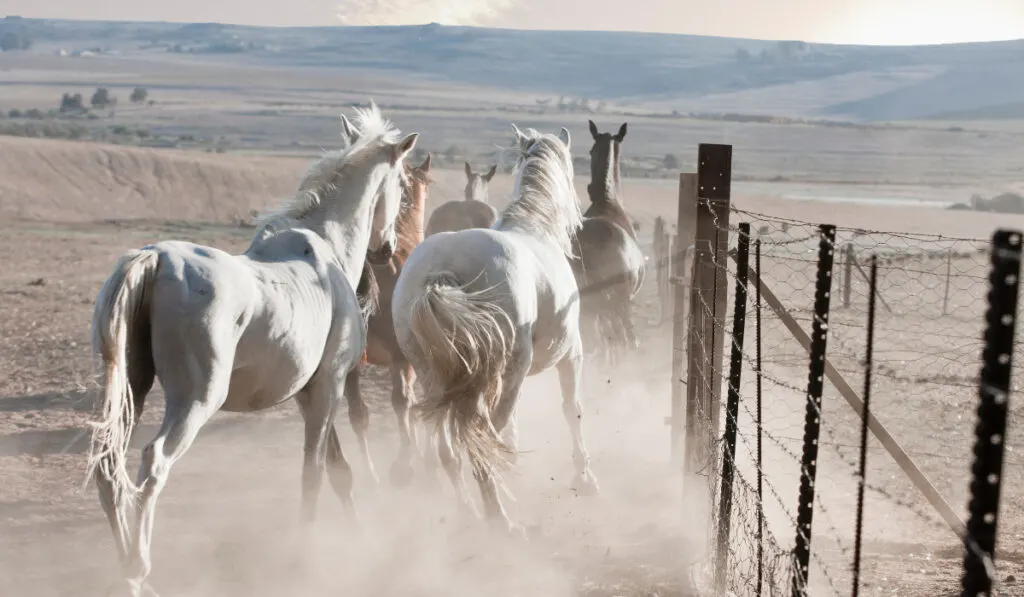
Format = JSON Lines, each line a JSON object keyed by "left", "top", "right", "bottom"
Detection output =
{"left": 511, "top": 123, "right": 526, "bottom": 146}
{"left": 616, "top": 122, "right": 628, "bottom": 141}
{"left": 464, "top": 161, "right": 473, "bottom": 179}
{"left": 420, "top": 153, "right": 431, "bottom": 172}
{"left": 558, "top": 127, "right": 571, "bottom": 149}
{"left": 484, "top": 164, "right": 497, "bottom": 182}
{"left": 391, "top": 132, "right": 419, "bottom": 164}
{"left": 339, "top": 114, "right": 360, "bottom": 146}
{"left": 588, "top": 119, "right": 598, "bottom": 139}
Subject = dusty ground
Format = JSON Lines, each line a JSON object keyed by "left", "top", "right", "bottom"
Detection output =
{"left": 2, "top": 137, "right": 1024, "bottom": 596}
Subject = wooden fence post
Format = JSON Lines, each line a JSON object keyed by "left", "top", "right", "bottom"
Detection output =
{"left": 683, "top": 143, "right": 732, "bottom": 475}
{"left": 671, "top": 174, "right": 698, "bottom": 465}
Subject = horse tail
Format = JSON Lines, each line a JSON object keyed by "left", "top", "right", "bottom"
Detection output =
{"left": 85, "top": 249, "right": 159, "bottom": 511}
{"left": 408, "top": 273, "right": 515, "bottom": 481}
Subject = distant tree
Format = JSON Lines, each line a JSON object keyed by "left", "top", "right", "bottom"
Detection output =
{"left": 90, "top": 87, "right": 116, "bottom": 108}
{"left": 8, "top": 109, "right": 22, "bottom": 118}
{"left": 735, "top": 48, "right": 753, "bottom": 63}
{"left": 662, "top": 153, "right": 681, "bottom": 170}
{"left": 129, "top": 87, "right": 149, "bottom": 104}
{"left": 0, "top": 32, "right": 32, "bottom": 51}
{"left": 59, "top": 93, "right": 86, "bottom": 113}
{"left": 24, "top": 108, "right": 45, "bottom": 120}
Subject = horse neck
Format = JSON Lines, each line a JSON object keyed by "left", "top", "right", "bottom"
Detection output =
{"left": 466, "top": 180, "right": 488, "bottom": 203}
{"left": 302, "top": 179, "right": 380, "bottom": 290}
{"left": 589, "top": 160, "right": 620, "bottom": 205}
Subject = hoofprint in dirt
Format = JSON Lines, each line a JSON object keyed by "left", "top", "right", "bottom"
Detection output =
{"left": 2, "top": 218, "right": 1022, "bottom": 596}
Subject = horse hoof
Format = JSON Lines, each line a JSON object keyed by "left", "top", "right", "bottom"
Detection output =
{"left": 572, "top": 472, "right": 601, "bottom": 497}
{"left": 389, "top": 461, "right": 415, "bottom": 488}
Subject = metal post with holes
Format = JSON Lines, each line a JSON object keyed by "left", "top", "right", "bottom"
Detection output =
{"left": 961, "top": 229, "right": 1021, "bottom": 597}
{"left": 943, "top": 248, "right": 954, "bottom": 316}
{"left": 755, "top": 238, "right": 764, "bottom": 597}
{"left": 791, "top": 224, "right": 836, "bottom": 597}
{"left": 851, "top": 255, "right": 879, "bottom": 597}
{"left": 843, "top": 243, "right": 853, "bottom": 309}
{"left": 714, "top": 222, "right": 750, "bottom": 594}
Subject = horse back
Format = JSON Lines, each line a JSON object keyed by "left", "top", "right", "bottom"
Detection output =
{"left": 584, "top": 199, "right": 637, "bottom": 240}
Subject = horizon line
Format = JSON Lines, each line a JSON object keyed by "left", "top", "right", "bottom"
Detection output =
{"left": 5, "top": 14, "right": 1024, "bottom": 48}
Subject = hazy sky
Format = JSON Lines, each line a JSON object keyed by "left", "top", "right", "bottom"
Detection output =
{"left": 2, "top": 0, "right": 1023, "bottom": 45}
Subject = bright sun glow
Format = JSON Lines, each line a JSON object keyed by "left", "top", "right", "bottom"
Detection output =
{"left": 822, "top": 0, "right": 1024, "bottom": 45}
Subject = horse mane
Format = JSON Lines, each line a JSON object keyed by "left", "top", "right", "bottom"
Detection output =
{"left": 254, "top": 102, "right": 402, "bottom": 226}
{"left": 394, "top": 162, "right": 430, "bottom": 262}
{"left": 497, "top": 129, "right": 582, "bottom": 256}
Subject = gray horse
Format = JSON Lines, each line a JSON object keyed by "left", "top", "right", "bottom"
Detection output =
{"left": 424, "top": 161, "right": 499, "bottom": 235}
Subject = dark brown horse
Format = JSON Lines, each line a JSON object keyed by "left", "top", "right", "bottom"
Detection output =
{"left": 348, "top": 154, "right": 433, "bottom": 487}
{"left": 424, "top": 161, "right": 499, "bottom": 235}
{"left": 571, "top": 120, "right": 646, "bottom": 364}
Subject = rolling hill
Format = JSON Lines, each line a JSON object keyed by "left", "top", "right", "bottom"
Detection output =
{"left": 1, "top": 16, "right": 1024, "bottom": 121}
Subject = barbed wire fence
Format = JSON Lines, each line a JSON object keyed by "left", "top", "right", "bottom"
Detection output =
{"left": 653, "top": 147, "right": 1024, "bottom": 597}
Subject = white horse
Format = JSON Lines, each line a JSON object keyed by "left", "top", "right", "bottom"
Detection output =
{"left": 86, "top": 104, "right": 418, "bottom": 596}
{"left": 391, "top": 124, "right": 598, "bottom": 535}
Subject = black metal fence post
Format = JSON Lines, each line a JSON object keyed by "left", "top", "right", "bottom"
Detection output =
{"left": 714, "top": 222, "right": 751, "bottom": 594}
{"left": 791, "top": 224, "right": 837, "bottom": 597}
{"left": 755, "top": 238, "right": 764, "bottom": 596}
{"left": 851, "top": 255, "right": 878, "bottom": 597}
{"left": 961, "top": 229, "right": 1021, "bottom": 597}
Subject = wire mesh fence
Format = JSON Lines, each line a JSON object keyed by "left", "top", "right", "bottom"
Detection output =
{"left": 670, "top": 201, "right": 1024, "bottom": 597}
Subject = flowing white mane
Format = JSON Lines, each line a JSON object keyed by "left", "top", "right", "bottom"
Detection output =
{"left": 497, "top": 127, "right": 582, "bottom": 256}
{"left": 256, "top": 102, "right": 403, "bottom": 225}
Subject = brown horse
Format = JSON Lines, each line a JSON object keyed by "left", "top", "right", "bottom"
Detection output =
{"left": 348, "top": 153, "right": 433, "bottom": 487}
{"left": 424, "top": 161, "right": 499, "bottom": 235}
{"left": 571, "top": 120, "right": 646, "bottom": 364}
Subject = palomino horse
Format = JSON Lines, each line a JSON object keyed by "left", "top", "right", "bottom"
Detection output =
{"left": 424, "top": 161, "right": 499, "bottom": 235}
{"left": 392, "top": 125, "right": 598, "bottom": 535}
{"left": 571, "top": 120, "right": 646, "bottom": 364}
{"left": 348, "top": 153, "right": 433, "bottom": 487}
{"left": 86, "top": 104, "right": 418, "bottom": 596}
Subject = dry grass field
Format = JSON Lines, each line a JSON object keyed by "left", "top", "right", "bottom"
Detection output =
{"left": 2, "top": 37, "right": 1024, "bottom": 597}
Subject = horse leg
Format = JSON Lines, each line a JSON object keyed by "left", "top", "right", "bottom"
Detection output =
{"left": 557, "top": 353, "right": 600, "bottom": 496}
{"left": 116, "top": 365, "right": 228, "bottom": 596}
{"left": 388, "top": 360, "right": 418, "bottom": 487}
{"left": 618, "top": 284, "right": 639, "bottom": 351}
{"left": 343, "top": 368, "right": 379, "bottom": 487}
{"left": 296, "top": 376, "right": 349, "bottom": 525}
{"left": 325, "top": 425, "right": 356, "bottom": 518}
{"left": 436, "top": 424, "right": 479, "bottom": 520}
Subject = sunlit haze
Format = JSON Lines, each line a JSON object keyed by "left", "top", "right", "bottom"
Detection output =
{"left": 0, "top": 0, "right": 1022, "bottom": 45}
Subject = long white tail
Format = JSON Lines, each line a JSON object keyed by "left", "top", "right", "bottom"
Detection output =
{"left": 409, "top": 273, "right": 515, "bottom": 481}
{"left": 85, "top": 249, "right": 159, "bottom": 510}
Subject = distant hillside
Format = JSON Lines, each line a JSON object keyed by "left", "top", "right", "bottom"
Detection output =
{"left": 0, "top": 135, "right": 303, "bottom": 222}
{"left": 3, "top": 16, "right": 1024, "bottom": 122}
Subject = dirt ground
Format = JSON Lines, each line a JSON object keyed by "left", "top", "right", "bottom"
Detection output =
{"left": 2, "top": 141, "right": 1024, "bottom": 596}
